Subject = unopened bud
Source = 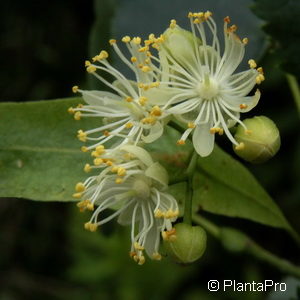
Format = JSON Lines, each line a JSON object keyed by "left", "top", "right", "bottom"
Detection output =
{"left": 164, "top": 223, "right": 207, "bottom": 264}
{"left": 233, "top": 116, "right": 280, "bottom": 163}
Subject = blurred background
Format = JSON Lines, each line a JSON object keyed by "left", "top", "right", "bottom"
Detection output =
{"left": 0, "top": 0, "right": 299, "bottom": 299}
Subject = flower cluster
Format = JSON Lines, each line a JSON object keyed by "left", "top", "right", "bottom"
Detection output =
{"left": 70, "top": 11, "right": 263, "bottom": 264}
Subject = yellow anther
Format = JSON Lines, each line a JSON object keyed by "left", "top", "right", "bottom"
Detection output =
{"left": 74, "top": 111, "right": 81, "bottom": 120}
{"left": 152, "top": 253, "right": 162, "bottom": 261}
{"left": 188, "top": 12, "right": 193, "bottom": 18}
{"left": 248, "top": 59, "right": 257, "bottom": 69}
{"left": 242, "top": 37, "right": 249, "bottom": 44}
{"left": 131, "top": 56, "right": 137, "bottom": 63}
{"left": 138, "top": 255, "right": 145, "bottom": 265}
{"left": 146, "top": 51, "right": 152, "bottom": 57}
{"left": 115, "top": 178, "right": 123, "bottom": 184}
{"left": 141, "top": 66, "right": 151, "bottom": 72}
{"left": 139, "top": 96, "right": 148, "bottom": 106}
{"left": 75, "top": 182, "right": 85, "bottom": 192}
{"left": 76, "top": 199, "right": 88, "bottom": 209}
{"left": 129, "top": 251, "right": 136, "bottom": 258}
{"left": 141, "top": 116, "right": 156, "bottom": 124}
{"left": 96, "top": 145, "right": 105, "bottom": 154}
{"left": 77, "top": 103, "right": 83, "bottom": 108}
{"left": 84, "top": 222, "right": 98, "bottom": 232}
{"left": 210, "top": 127, "right": 217, "bottom": 134}
{"left": 188, "top": 122, "right": 196, "bottom": 129}
{"left": 125, "top": 122, "right": 133, "bottom": 128}
{"left": 148, "top": 33, "right": 155, "bottom": 40}
{"left": 169, "top": 19, "right": 177, "bottom": 29}
{"left": 94, "top": 158, "right": 103, "bottom": 166}
{"left": 122, "top": 35, "right": 131, "bottom": 43}
{"left": 193, "top": 18, "right": 200, "bottom": 24}
{"left": 138, "top": 83, "right": 144, "bottom": 89}
{"left": 138, "top": 46, "right": 149, "bottom": 53}
{"left": 68, "top": 107, "right": 75, "bottom": 114}
{"left": 257, "top": 67, "right": 264, "bottom": 74}
{"left": 111, "top": 166, "right": 118, "bottom": 173}
{"left": 245, "top": 129, "right": 252, "bottom": 135}
{"left": 117, "top": 167, "right": 126, "bottom": 176}
{"left": 165, "top": 210, "right": 174, "bottom": 219}
{"left": 84, "top": 163, "right": 91, "bottom": 173}
{"left": 224, "top": 16, "right": 231, "bottom": 23}
{"left": 91, "top": 151, "right": 99, "bottom": 157}
{"left": 81, "top": 146, "right": 88, "bottom": 152}
{"left": 134, "top": 242, "right": 144, "bottom": 251}
{"left": 105, "top": 160, "right": 113, "bottom": 166}
{"left": 150, "top": 105, "right": 162, "bottom": 116}
{"left": 204, "top": 11, "right": 212, "bottom": 19}
{"left": 150, "top": 81, "right": 160, "bottom": 88}
{"left": 125, "top": 96, "right": 133, "bottom": 102}
{"left": 86, "top": 202, "right": 94, "bottom": 211}
{"left": 239, "top": 103, "right": 248, "bottom": 109}
{"left": 218, "top": 128, "right": 224, "bottom": 135}
{"left": 72, "top": 192, "right": 82, "bottom": 199}
{"left": 92, "top": 55, "right": 100, "bottom": 62}
{"left": 72, "top": 85, "right": 79, "bottom": 93}
{"left": 162, "top": 228, "right": 177, "bottom": 242}
{"left": 77, "top": 130, "right": 87, "bottom": 142}
{"left": 154, "top": 209, "right": 164, "bottom": 218}
{"left": 109, "top": 39, "right": 116, "bottom": 45}
{"left": 176, "top": 139, "right": 185, "bottom": 145}
{"left": 99, "top": 50, "right": 109, "bottom": 60}
{"left": 132, "top": 37, "right": 141, "bottom": 44}
{"left": 86, "top": 65, "right": 96, "bottom": 73}
{"left": 228, "top": 24, "right": 237, "bottom": 32}
{"left": 103, "top": 130, "right": 110, "bottom": 136}
{"left": 235, "top": 142, "right": 245, "bottom": 150}
{"left": 256, "top": 74, "right": 265, "bottom": 84}
{"left": 144, "top": 58, "right": 151, "bottom": 64}
{"left": 85, "top": 60, "right": 91, "bottom": 67}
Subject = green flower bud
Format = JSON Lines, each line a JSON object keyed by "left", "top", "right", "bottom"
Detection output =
{"left": 164, "top": 223, "right": 207, "bottom": 264}
{"left": 162, "top": 25, "right": 200, "bottom": 67}
{"left": 233, "top": 116, "right": 281, "bottom": 164}
{"left": 220, "top": 227, "right": 248, "bottom": 253}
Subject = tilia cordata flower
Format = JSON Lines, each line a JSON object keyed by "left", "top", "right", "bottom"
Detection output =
{"left": 73, "top": 145, "right": 179, "bottom": 265}
{"left": 68, "top": 34, "right": 175, "bottom": 152}
{"left": 156, "top": 12, "right": 264, "bottom": 157}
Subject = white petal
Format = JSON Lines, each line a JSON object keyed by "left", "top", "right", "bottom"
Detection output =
{"left": 142, "top": 121, "right": 164, "bottom": 143}
{"left": 120, "top": 145, "right": 153, "bottom": 166}
{"left": 145, "top": 162, "right": 168, "bottom": 187}
{"left": 82, "top": 90, "right": 121, "bottom": 106}
{"left": 117, "top": 201, "right": 137, "bottom": 226}
{"left": 193, "top": 121, "right": 215, "bottom": 157}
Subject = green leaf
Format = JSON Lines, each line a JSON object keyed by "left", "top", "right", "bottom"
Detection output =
{"left": 252, "top": 0, "right": 300, "bottom": 78}
{"left": 0, "top": 98, "right": 100, "bottom": 201}
{"left": 194, "top": 145, "right": 296, "bottom": 234}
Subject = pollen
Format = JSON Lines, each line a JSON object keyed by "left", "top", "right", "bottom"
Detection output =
{"left": 86, "top": 65, "right": 97, "bottom": 73}
{"left": 109, "top": 39, "right": 116, "bottom": 45}
{"left": 125, "top": 122, "right": 133, "bottom": 128}
{"left": 141, "top": 66, "right": 151, "bottom": 72}
{"left": 72, "top": 85, "right": 79, "bottom": 93}
{"left": 188, "top": 122, "right": 196, "bottom": 128}
{"left": 131, "top": 56, "right": 137, "bottom": 63}
{"left": 169, "top": 19, "right": 177, "bottom": 29}
{"left": 248, "top": 59, "right": 257, "bottom": 69}
{"left": 132, "top": 37, "right": 141, "bottom": 44}
{"left": 121, "top": 36, "right": 131, "bottom": 43}
{"left": 150, "top": 106, "right": 162, "bottom": 116}
{"left": 138, "top": 46, "right": 149, "bottom": 53}
{"left": 74, "top": 111, "right": 81, "bottom": 120}
{"left": 77, "top": 130, "right": 87, "bottom": 142}
{"left": 75, "top": 182, "right": 85, "bottom": 192}
{"left": 235, "top": 142, "right": 245, "bottom": 150}
{"left": 84, "top": 163, "right": 91, "bottom": 173}
{"left": 94, "top": 158, "right": 103, "bottom": 166}
{"left": 176, "top": 139, "right": 185, "bottom": 145}
{"left": 138, "top": 96, "right": 148, "bottom": 106}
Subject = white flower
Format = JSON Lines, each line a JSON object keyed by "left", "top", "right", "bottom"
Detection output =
{"left": 156, "top": 12, "right": 263, "bottom": 156}
{"left": 69, "top": 35, "right": 175, "bottom": 152}
{"left": 73, "top": 145, "right": 179, "bottom": 265}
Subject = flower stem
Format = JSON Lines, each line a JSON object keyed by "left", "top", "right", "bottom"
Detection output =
{"left": 183, "top": 151, "right": 198, "bottom": 225}
{"left": 193, "top": 215, "right": 300, "bottom": 279}
{"left": 286, "top": 73, "right": 300, "bottom": 117}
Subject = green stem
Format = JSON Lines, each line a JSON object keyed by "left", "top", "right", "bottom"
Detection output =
{"left": 193, "top": 215, "right": 300, "bottom": 279}
{"left": 168, "top": 120, "right": 186, "bottom": 135}
{"left": 183, "top": 151, "right": 198, "bottom": 225}
{"left": 286, "top": 73, "right": 300, "bottom": 117}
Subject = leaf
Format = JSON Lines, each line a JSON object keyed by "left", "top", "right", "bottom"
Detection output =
{"left": 0, "top": 98, "right": 100, "bottom": 201}
{"left": 252, "top": 0, "right": 300, "bottom": 78}
{"left": 194, "top": 145, "right": 295, "bottom": 234}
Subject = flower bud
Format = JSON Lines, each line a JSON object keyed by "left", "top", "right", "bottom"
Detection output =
{"left": 233, "top": 116, "right": 280, "bottom": 163}
{"left": 164, "top": 223, "right": 207, "bottom": 264}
